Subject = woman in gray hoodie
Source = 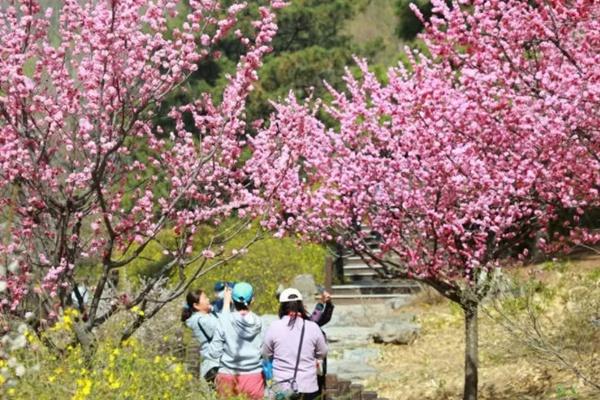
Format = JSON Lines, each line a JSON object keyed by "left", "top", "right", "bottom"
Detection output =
{"left": 208, "top": 282, "right": 264, "bottom": 399}
{"left": 181, "top": 289, "right": 220, "bottom": 383}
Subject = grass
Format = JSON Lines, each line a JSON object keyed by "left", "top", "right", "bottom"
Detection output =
{"left": 364, "top": 256, "right": 600, "bottom": 400}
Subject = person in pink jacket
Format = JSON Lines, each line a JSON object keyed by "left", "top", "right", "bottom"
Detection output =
{"left": 263, "top": 288, "right": 328, "bottom": 400}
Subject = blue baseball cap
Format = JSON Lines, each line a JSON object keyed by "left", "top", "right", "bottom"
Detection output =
{"left": 214, "top": 281, "right": 234, "bottom": 292}
{"left": 232, "top": 282, "right": 253, "bottom": 305}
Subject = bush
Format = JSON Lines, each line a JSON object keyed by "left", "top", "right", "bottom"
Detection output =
{"left": 486, "top": 260, "right": 600, "bottom": 394}
{"left": 197, "top": 227, "right": 327, "bottom": 314}
{"left": 2, "top": 309, "right": 212, "bottom": 400}
{"left": 121, "top": 221, "right": 327, "bottom": 315}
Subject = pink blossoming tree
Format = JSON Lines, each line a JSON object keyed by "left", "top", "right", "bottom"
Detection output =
{"left": 0, "top": 0, "right": 284, "bottom": 345}
{"left": 249, "top": 1, "right": 599, "bottom": 398}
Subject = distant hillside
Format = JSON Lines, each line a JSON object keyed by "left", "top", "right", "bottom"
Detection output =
{"left": 344, "top": 0, "right": 404, "bottom": 65}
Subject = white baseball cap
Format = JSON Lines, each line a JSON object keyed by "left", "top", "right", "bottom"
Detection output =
{"left": 279, "top": 288, "right": 303, "bottom": 303}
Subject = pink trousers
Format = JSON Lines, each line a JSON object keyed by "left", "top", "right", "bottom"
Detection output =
{"left": 215, "top": 372, "right": 264, "bottom": 400}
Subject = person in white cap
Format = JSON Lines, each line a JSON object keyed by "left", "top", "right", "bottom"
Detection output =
{"left": 263, "top": 288, "right": 328, "bottom": 400}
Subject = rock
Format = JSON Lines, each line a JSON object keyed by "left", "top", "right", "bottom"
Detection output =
{"left": 322, "top": 326, "right": 374, "bottom": 345}
{"left": 342, "top": 348, "right": 380, "bottom": 363}
{"left": 386, "top": 296, "right": 412, "bottom": 310}
{"left": 327, "top": 359, "right": 379, "bottom": 382}
{"left": 291, "top": 274, "right": 317, "bottom": 301}
{"left": 371, "top": 321, "right": 420, "bottom": 345}
{"left": 327, "top": 304, "right": 389, "bottom": 327}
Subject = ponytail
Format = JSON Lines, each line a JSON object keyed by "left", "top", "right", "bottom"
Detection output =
{"left": 181, "top": 289, "right": 203, "bottom": 322}
{"left": 278, "top": 300, "right": 309, "bottom": 327}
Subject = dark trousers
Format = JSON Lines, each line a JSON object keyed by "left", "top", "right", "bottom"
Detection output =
{"left": 299, "top": 392, "right": 321, "bottom": 400}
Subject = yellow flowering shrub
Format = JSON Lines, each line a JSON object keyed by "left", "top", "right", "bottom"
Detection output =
{"left": 7, "top": 328, "right": 214, "bottom": 400}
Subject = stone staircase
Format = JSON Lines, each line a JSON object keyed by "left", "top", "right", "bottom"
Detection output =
{"left": 330, "top": 254, "right": 421, "bottom": 305}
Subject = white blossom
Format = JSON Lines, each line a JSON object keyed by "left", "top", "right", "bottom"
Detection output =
{"left": 9, "top": 335, "right": 26, "bottom": 351}
{"left": 14, "top": 364, "right": 25, "bottom": 377}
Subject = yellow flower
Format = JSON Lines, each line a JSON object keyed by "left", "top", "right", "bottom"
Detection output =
{"left": 72, "top": 378, "right": 93, "bottom": 400}
{"left": 109, "top": 381, "right": 121, "bottom": 390}
{"left": 130, "top": 306, "right": 145, "bottom": 317}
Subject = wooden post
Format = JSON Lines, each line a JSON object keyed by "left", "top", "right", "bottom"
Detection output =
{"left": 326, "top": 374, "right": 338, "bottom": 389}
{"left": 361, "top": 391, "right": 378, "bottom": 400}
{"left": 350, "top": 383, "right": 363, "bottom": 400}
{"left": 337, "top": 379, "right": 351, "bottom": 395}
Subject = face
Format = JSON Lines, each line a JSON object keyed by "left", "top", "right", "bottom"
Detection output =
{"left": 193, "top": 292, "right": 211, "bottom": 313}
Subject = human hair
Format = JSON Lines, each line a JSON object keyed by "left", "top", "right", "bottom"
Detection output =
{"left": 278, "top": 300, "right": 309, "bottom": 327}
{"left": 181, "top": 289, "right": 204, "bottom": 322}
{"left": 233, "top": 300, "right": 249, "bottom": 311}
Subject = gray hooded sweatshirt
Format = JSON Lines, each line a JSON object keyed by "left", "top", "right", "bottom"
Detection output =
{"left": 207, "top": 309, "right": 263, "bottom": 375}
{"left": 185, "top": 311, "right": 220, "bottom": 377}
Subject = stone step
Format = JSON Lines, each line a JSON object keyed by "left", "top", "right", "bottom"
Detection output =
{"left": 331, "top": 282, "right": 420, "bottom": 296}
{"left": 343, "top": 268, "right": 392, "bottom": 281}
{"left": 343, "top": 262, "right": 383, "bottom": 269}
{"left": 329, "top": 293, "right": 415, "bottom": 305}
{"left": 342, "top": 255, "right": 382, "bottom": 267}
{"left": 343, "top": 270, "right": 379, "bottom": 278}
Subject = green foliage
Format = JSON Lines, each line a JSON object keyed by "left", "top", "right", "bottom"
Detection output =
{"left": 153, "top": 0, "right": 358, "bottom": 131}
{"left": 555, "top": 384, "right": 579, "bottom": 399}
{"left": 249, "top": 46, "right": 353, "bottom": 120}
{"left": 122, "top": 221, "right": 326, "bottom": 314}
{"left": 587, "top": 266, "right": 600, "bottom": 282}
{"left": 122, "top": 230, "right": 179, "bottom": 284}
{"left": 343, "top": 0, "right": 402, "bottom": 66}
{"left": 488, "top": 260, "right": 600, "bottom": 393}
{"left": 197, "top": 226, "right": 327, "bottom": 314}
{"left": 271, "top": 0, "right": 353, "bottom": 52}
{"left": 394, "top": 0, "right": 433, "bottom": 41}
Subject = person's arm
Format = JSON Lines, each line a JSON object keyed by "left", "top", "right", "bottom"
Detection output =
{"left": 312, "top": 291, "right": 334, "bottom": 327}
{"left": 318, "top": 301, "right": 334, "bottom": 326}
{"left": 314, "top": 326, "right": 328, "bottom": 360}
{"left": 222, "top": 286, "right": 232, "bottom": 313}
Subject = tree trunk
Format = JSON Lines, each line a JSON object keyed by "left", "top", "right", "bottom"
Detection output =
{"left": 463, "top": 301, "right": 479, "bottom": 400}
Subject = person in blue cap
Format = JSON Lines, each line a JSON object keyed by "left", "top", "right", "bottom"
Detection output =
{"left": 208, "top": 282, "right": 264, "bottom": 399}
{"left": 211, "top": 281, "right": 234, "bottom": 313}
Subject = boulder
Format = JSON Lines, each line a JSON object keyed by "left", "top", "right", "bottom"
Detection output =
{"left": 327, "top": 359, "right": 379, "bottom": 382}
{"left": 322, "top": 326, "right": 374, "bottom": 345}
{"left": 371, "top": 321, "right": 420, "bottom": 345}
{"left": 342, "top": 348, "right": 380, "bottom": 363}
{"left": 291, "top": 274, "right": 317, "bottom": 302}
{"left": 386, "top": 296, "right": 413, "bottom": 310}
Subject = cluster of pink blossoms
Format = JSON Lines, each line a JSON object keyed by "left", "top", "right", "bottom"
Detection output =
{"left": 0, "top": 0, "right": 283, "bottom": 319}
{"left": 248, "top": 0, "right": 600, "bottom": 282}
